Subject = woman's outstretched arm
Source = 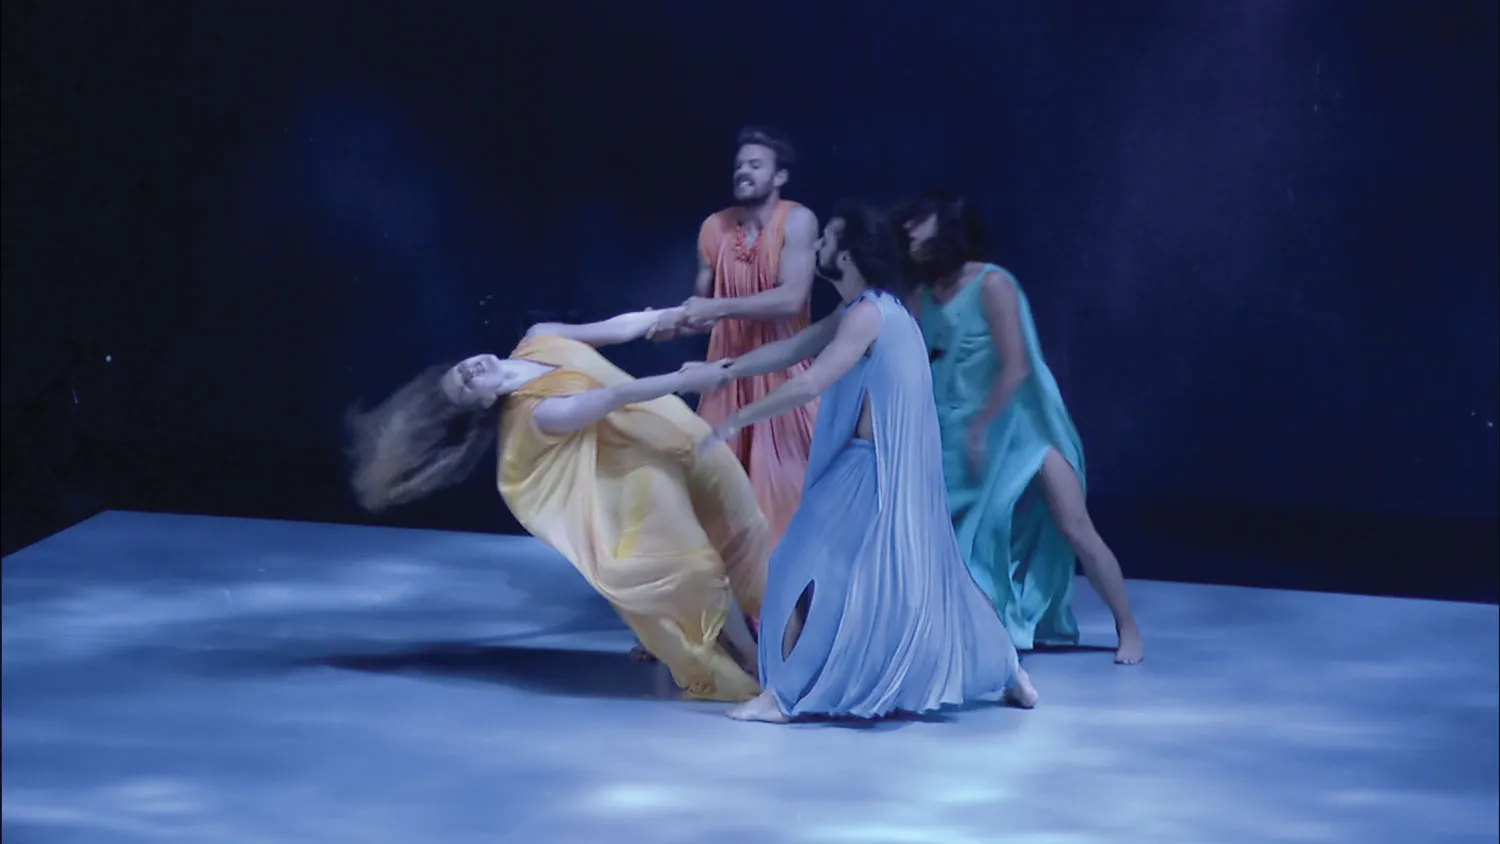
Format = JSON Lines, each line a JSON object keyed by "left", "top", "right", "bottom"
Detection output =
{"left": 531, "top": 361, "right": 726, "bottom": 436}
{"left": 526, "top": 307, "right": 684, "bottom": 348}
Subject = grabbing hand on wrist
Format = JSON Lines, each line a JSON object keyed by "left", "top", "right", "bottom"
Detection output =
{"left": 675, "top": 359, "right": 732, "bottom": 395}
{"left": 645, "top": 307, "right": 685, "bottom": 341}
{"left": 697, "top": 420, "right": 740, "bottom": 455}
{"left": 679, "top": 296, "right": 721, "bottom": 332}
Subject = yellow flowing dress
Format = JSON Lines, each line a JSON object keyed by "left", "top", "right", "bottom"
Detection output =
{"left": 497, "top": 334, "right": 769, "bottom": 702}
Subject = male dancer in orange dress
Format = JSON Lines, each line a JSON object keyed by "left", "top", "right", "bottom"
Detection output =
{"left": 659, "top": 127, "right": 819, "bottom": 561}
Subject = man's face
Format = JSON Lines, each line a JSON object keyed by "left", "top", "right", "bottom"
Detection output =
{"left": 733, "top": 143, "right": 783, "bottom": 203}
{"left": 903, "top": 212, "right": 939, "bottom": 261}
{"left": 816, "top": 218, "right": 847, "bottom": 281}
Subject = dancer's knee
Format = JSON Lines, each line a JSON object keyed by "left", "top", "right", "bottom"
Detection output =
{"left": 1053, "top": 506, "right": 1097, "bottom": 548}
{"left": 1039, "top": 449, "right": 1098, "bottom": 548}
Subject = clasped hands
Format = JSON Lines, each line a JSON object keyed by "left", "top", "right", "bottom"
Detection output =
{"left": 646, "top": 296, "right": 720, "bottom": 341}
{"left": 671, "top": 359, "right": 740, "bottom": 454}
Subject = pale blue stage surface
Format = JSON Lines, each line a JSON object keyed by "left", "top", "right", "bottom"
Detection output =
{"left": 3, "top": 511, "right": 1496, "bottom": 844}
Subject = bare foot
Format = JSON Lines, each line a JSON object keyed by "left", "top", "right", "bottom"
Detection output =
{"left": 629, "top": 642, "right": 658, "bottom": 663}
{"left": 1003, "top": 666, "right": 1039, "bottom": 709}
{"left": 1115, "top": 624, "right": 1144, "bottom": 665}
{"left": 726, "top": 690, "right": 789, "bottom": 723}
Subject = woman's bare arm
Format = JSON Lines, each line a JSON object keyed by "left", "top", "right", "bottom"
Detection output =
{"left": 530, "top": 375, "right": 672, "bottom": 435}
{"left": 526, "top": 307, "right": 685, "bottom": 348}
{"left": 973, "top": 269, "right": 1031, "bottom": 428}
{"left": 530, "top": 361, "right": 725, "bottom": 437}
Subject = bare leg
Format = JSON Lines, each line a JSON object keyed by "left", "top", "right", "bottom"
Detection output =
{"left": 1037, "top": 449, "right": 1144, "bottom": 664}
{"left": 719, "top": 595, "right": 759, "bottom": 676}
{"left": 780, "top": 601, "right": 808, "bottom": 662}
{"left": 727, "top": 593, "right": 812, "bottom": 723}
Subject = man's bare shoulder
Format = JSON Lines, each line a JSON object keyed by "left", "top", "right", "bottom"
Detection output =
{"left": 784, "top": 203, "right": 817, "bottom": 227}
{"left": 781, "top": 204, "right": 818, "bottom": 240}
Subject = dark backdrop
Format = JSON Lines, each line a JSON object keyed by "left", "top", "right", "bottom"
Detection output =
{"left": 4, "top": 0, "right": 1496, "bottom": 600}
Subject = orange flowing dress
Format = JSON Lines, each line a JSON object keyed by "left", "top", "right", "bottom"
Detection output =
{"left": 695, "top": 200, "right": 818, "bottom": 549}
{"left": 497, "top": 334, "right": 770, "bottom": 702}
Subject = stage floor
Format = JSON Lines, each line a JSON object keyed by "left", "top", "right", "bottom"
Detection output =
{"left": 3, "top": 512, "right": 1496, "bottom": 844}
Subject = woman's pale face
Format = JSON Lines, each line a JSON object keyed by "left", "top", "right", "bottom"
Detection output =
{"left": 441, "top": 354, "right": 525, "bottom": 409}
{"left": 903, "top": 212, "right": 938, "bottom": 260}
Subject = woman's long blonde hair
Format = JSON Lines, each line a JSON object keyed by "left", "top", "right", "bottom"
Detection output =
{"left": 346, "top": 365, "right": 500, "bottom": 513}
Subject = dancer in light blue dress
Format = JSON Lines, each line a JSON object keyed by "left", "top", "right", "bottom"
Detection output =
{"left": 693, "top": 201, "right": 1037, "bottom": 722}
{"left": 897, "top": 192, "right": 1142, "bottom": 664}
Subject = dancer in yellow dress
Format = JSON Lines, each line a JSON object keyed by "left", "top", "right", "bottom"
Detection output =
{"left": 347, "top": 306, "right": 767, "bottom": 702}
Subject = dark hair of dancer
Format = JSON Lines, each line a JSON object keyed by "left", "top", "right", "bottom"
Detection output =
{"left": 735, "top": 125, "right": 796, "bottom": 173}
{"left": 831, "top": 199, "right": 908, "bottom": 295}
{"left": 894, "top": 190, "right": 989, "bottom": 288}
{"left": 346, "top": 365, "right": 500, "bottom": 513}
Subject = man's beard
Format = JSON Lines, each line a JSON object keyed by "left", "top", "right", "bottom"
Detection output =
{"left": 734, "top": 183, "right": 773, "bottom": 206}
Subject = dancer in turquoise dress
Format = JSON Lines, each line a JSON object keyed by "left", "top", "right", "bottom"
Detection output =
{"left": 693, "top": 201, "right": 1038, "bottom": 722}
{"left": 898, "top": 193, "right": 1143, "bottom": 664}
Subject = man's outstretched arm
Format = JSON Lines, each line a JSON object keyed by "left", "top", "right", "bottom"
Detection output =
{"left": 704, "top": 298, "right": 880, "bottom": 441}
{"left": 722, "top": 311, "right": 841, "bottom": 379}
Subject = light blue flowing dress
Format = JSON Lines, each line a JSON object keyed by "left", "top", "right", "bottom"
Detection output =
{"left": 915, "top": 264, "right": 1086, "bottom": 649}
{"left": 756, "top": 290, "right": 1021, "bottom": 719}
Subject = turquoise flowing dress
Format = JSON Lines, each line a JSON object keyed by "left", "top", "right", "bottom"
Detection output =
{"left": 757, "top": 290, "right": 1021, "bottom": 719}
{"left": 915, "top": 264, "right": 1085, "bottom": 650}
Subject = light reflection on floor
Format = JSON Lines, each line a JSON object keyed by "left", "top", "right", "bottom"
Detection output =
{"left": 3, "top": 511, "right": 1496, "bottom": 844}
